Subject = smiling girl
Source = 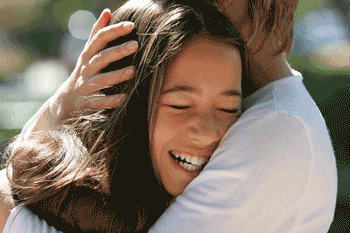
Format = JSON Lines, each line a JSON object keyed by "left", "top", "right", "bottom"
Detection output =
{"left": 152, "top": 37, "right": 242, "bottom": 196}
{"left": 1, "top": 1, "right": 244, "bottom": 232}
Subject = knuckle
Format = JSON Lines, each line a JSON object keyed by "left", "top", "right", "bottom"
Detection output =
{"left": 97, "top": 27, "right": 109, "bottom": 40}
{"left": 96, "top": 52, "right": 105, "bottom": 64}
{"left": 80, "top": 47, "right": 92, "bottom": 61}
{"left": 80, "top": 65, "right": 87, "bottom": 76}
{"left": 90, "top": 52, "right": 102, "bottom": 66}
{"left": 80, "top": 49, "right": 88, "bottom": 61}
{"left": 75, "top": 77, "right": 85, "bottom": 91}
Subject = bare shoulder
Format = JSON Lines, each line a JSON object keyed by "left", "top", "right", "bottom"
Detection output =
{"left": 0, "top": 169, "right": 15, "bottom": 232}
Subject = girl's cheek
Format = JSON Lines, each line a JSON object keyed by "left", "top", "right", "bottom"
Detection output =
{"left": 156, "top": 111, "right": 180, "bottom": 136}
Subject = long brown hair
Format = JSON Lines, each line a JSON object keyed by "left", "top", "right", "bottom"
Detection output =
{"left": 3, "top": 0, "right": 245, "bottom": 232}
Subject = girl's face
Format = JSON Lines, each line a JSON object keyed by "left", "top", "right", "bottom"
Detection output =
{"left": 151, "top": 37, "right": 242, "bottom": 196}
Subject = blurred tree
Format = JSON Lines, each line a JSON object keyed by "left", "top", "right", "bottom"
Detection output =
{"left": 294, "top": 0, "right": 331, "bottom": 23}
{"left": 0, "top": 0, "right": 50, "bottom": 30}
{"left": 330, "top": 0, "right": 350, "bottom": 16}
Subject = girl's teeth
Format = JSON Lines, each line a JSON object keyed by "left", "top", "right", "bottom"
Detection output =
{"left": 180, "top": 154, "right": 185, "bottom": 160}
{"left": 171, "top": 151, "right": 207, "bottom": 166}
{"left": 183, "top": 163, "right": 189, "bottom": 170}
{"left": 179, "top": 161, "right": 200, "bottom": 172}
{"left": 191, "top": 157, "right": 199, "bottom": 165}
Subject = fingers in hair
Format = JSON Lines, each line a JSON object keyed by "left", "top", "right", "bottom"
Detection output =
{"left": 77, "top": 94, "right": 128, "bottom": 110}
{"left": 86, "top": 66, "right": 135, "bottom": 88}
{"left": 86, "top": 41, "right": 138, "bottom": 75}
{"left": 82, "top": 22, "right": 135, "bottom": 62}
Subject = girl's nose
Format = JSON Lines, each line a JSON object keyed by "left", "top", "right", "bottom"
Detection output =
{"left": 186, "top": 114, "right": 222, "bottom": 146}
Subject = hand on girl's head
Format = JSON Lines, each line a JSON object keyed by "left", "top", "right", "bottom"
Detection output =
{"left": 47, "top": 9, "right": 138, "bottom": 123}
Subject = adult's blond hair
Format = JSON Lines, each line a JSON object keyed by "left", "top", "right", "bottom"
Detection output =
{"left": 218, "top": 0, "right": 298, "bottom": 56}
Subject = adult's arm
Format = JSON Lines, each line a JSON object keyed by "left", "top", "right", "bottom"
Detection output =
{"left": 150, "top": 111, "right": 336, "bottom": 232}
{"left": 18, "top": 9, "right": 137, "bottom": 140}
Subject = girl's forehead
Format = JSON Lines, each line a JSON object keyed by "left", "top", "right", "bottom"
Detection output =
{"left": 163, "top": 37, "right": 242, "bottom": 93}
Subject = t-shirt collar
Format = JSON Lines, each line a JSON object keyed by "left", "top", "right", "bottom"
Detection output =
{"left": 242, "top": 69, "right": 303, "bottom": 110}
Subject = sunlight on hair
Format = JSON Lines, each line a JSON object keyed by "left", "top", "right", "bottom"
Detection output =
{"left": 128, "top": 0, "right": 152, "bottom": 7}
{"left": 68, "top": 10, "right": 97, "bottom": 40}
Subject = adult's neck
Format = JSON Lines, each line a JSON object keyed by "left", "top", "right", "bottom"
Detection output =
{"left": 242, "top": 54, "right": 294, "bottom": 98}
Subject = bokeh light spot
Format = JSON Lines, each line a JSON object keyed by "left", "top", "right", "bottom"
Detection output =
{"left": 23, "top": 60, "right": 69, "bottom": 99}
{"left": 68, "top": 10, "right": 97, "bottom": 40}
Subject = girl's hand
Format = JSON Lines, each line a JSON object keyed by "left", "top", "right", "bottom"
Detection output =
{"left": 49, "top": 9, "right": 138, "bottom": 125}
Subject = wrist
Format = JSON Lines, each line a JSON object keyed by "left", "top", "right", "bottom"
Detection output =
{"left": 31, "top": 99, "right": 61, "bottom": 133}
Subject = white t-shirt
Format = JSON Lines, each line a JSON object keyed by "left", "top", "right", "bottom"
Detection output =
{"left": 3, "top": 205, "right": 62, "bottom": 233}
{"left": 3, "top": 70, "right": 337, "bottom": 233}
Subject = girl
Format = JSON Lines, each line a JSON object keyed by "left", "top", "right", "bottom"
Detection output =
{"left": 1, "top": 0, "right": 244, "bottom": 232}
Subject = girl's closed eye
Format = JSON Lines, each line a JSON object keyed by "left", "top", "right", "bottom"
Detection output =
{"left": 168, "top": 105, "right": 190, "bottom": 110}
{"left": 160, "top": 94, "right": 192, "bottom": 111}
{"left": 219, "top": 108, "right": 239, "bottom": 114}
{"left": 166, "top": 104, "right": 240, "bottom": 115}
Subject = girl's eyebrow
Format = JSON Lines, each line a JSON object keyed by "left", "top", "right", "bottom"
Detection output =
{"left": 162, "top": 85, "right": 242, "bottom": 98}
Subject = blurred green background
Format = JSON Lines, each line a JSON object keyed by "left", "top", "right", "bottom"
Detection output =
{"left": 0, "top": 0, "right": 350, "bottom": 232}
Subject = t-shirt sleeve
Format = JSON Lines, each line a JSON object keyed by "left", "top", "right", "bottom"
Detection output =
{"left": 3, "top": 205, "right": 62, "bottom": 233}
{"left": 149, "top": 111, "right": 314, "bottom": 233}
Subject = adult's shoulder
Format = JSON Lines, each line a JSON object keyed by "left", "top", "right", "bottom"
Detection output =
{"left": 199, "top": 110, "right": 315, "bottom": 205}
{"left": 151, "top": 110, "right": 316, "bottom": 232}
{"left": 216, "top": 110, "right": 313, "bottom": 161}
{"left": 0, "top": 169, "right": 15, "bottom": 232}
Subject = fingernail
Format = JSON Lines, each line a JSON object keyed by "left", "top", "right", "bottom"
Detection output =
{"left": 126, "top": 41, "right": 138, "bottom": 50}
{"left": 120, "top": 94, "right": 127, "bottom": 101}
{"left": 123, "top": 22, "right": 134, "bottom": 30}
{"left": 103, "top": 15, "right": 111, "bottom": 26}
{"left": 101, "top": 9, "right": 110, "bottom": 18}
{"left": 125, "top": 67, "right": 134, "bottom": 75}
